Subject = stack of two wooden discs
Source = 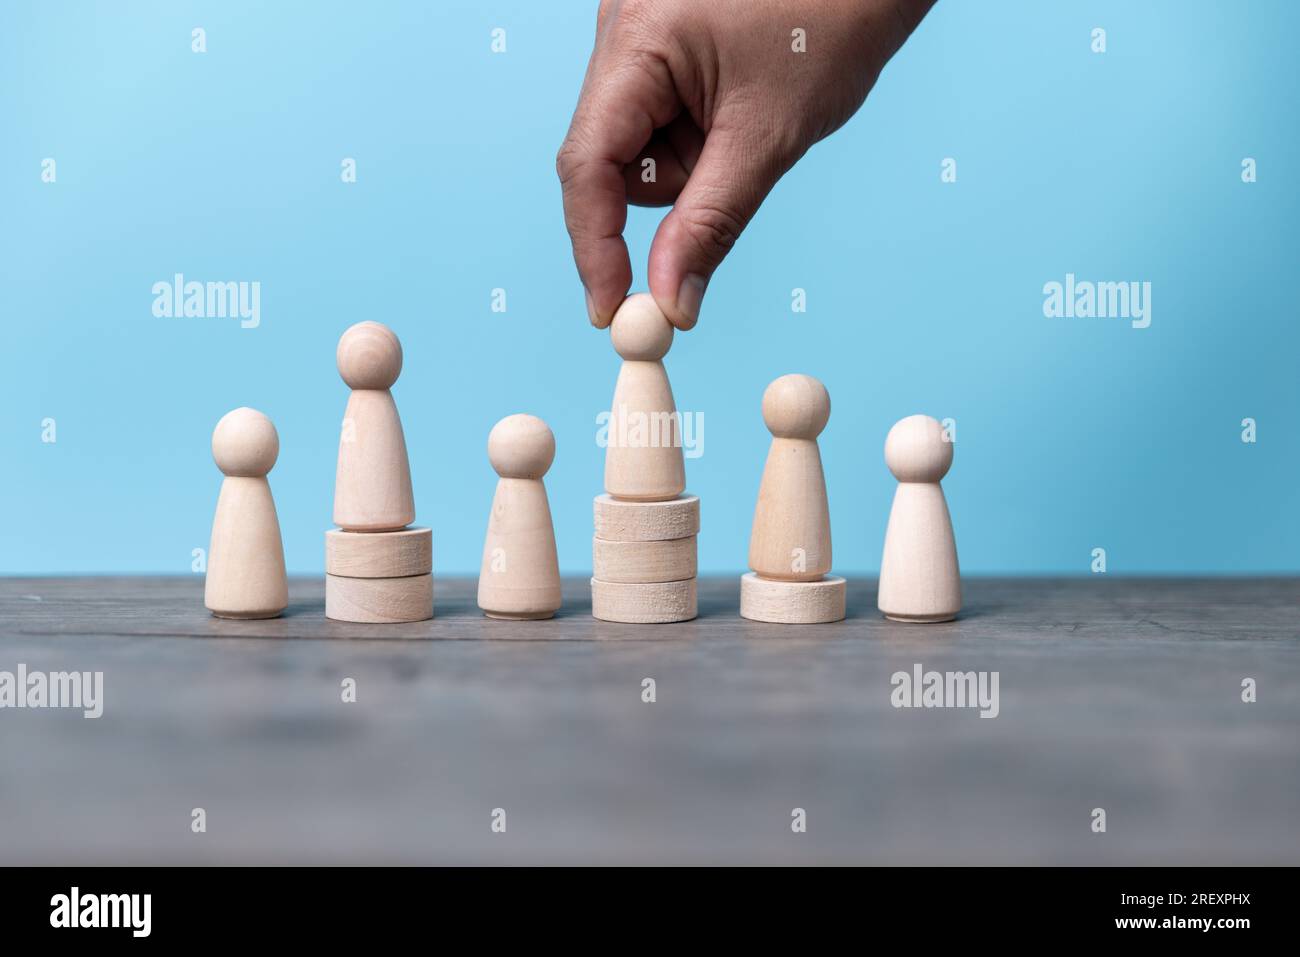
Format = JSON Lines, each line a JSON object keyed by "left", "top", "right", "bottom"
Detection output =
{"left": 325, "top": 527, "right": 433, "bottom": 623}
{"left": 590, "top": 494, "right": 699, "bottom": 623}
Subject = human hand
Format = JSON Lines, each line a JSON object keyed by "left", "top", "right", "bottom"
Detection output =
{"left": 557, "top": 0, "right": 936, "bottom": 329}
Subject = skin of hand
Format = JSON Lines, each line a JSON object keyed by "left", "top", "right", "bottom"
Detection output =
{"left": 557, "top": 0, "right": 937, "bottom": 330}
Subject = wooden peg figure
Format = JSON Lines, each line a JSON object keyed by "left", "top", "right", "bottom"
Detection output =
{"left": 333, "top": 321, "right": 416, "bottom": 532}
{"left": 604, "top": 294, "right": 686, "bottom": 502}
{"left": 205, "top": 407, "right": 288, "bottom": 619}
{"left": 477, "top": 414, "right": 563, "bottom": 620}
{"left": 748, "top": 374, "right": 833, "bottom": 581}
{"left": 740, "top": 374, "right": 845, "bottom": 623}
{"left": 877, "top": 414, "right": 961, "bottom": 622}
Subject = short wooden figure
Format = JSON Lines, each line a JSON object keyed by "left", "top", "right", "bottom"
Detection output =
{"left": 478, "top": 414, "right": 563, "bottom": 620}
{"left": 877, "top": 414, "right": 961, "bottom": 622}
{"left": 205, "top": 407, "right": 288, "bottom": 620}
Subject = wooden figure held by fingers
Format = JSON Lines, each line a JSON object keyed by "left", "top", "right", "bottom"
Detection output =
{"left": 877, "top": 414, "right": 961, "bottom": 623}
{"left": 589, "top": 293, "right": 698, "bottom": 624}
{"left": 333, "top": 321, "right": 415, "bottom": 532}
{"left": 205, "top": 407, "right": 288, "bottom": 620}
{"left": 478, "top": 414, "right": 563, "bottom": 620}
{"left": 604, "top": 294, "right": 686, "bottom": 502}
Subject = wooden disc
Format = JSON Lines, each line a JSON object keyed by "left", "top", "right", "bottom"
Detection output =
{"left": 739, "top": 572, "right": 846, "bottom": 624}
{"left": 592, "top": 535, "right": 696, "bottom": 583}
{"left": 325, "top": 527, "right": 432, "bottom": 578}
{"left": 590, "top": 577, "right": 697, "bottom": 624}
{"left": 593, "top": 493, "right": 699, "bottom": 542}
{"left": 325, "top": 573, "right": 433, "bottom": 623}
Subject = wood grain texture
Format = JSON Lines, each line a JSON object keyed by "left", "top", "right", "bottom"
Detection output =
{"left": 332, "top": 389, "right": 415, "bottom": 532}
{"left": 325, "top": 573, "right": 433, "bottom": 623}
{"left": 205, "top": 476, "right": 287, "bottom": 619}
{"left": 477, "top": 478, "right": 562, "bottom": 620}
{"left": 740, "top": 572, "right": 845, "bottom": 623}
{"left": 325, "top": 527, "right": 432, "bottom": 578}
{"left": 593, "top": 493, "right": 699, "bottom": 542}
{"left": 589, "top": 576, "right": 697, "bottom": 623}
{"left": 1, "top": 576, "right": 1297, "bottom": 865}
{"left": 592, "top": 535, "right": 697, "bottom": 583}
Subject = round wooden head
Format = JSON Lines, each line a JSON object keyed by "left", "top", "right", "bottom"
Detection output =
{"left": 337, "top": 321, "right": 402, "bottom": 389}
{"left": 488, "top": 414, "right": 555, "bottom": 480}
{"left": 212, "top": 407, "right": 279, "bottom": 477}
{"left": 610, "top": 293, "right": 673, "bottom": 361}
{"left": 884, "top": 414, "right": 952, "bottom": 482}
{"left": 761, "top": 374, "right": 830, "bottom": 439}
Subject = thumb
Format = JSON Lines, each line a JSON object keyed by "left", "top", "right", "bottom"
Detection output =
{"left": 647, "top": 123, "right": 791, "bottom": 329}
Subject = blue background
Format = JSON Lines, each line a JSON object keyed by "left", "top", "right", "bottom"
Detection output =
{"left": 3, "top": 0, "right": 1296, "bottom": 576}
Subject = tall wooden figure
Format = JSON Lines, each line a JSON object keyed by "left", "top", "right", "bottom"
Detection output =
{"left": 325, "top": 321, "right": 431, "bottom": 624}
{"left": 877, "top": 414, "right": 961, "bottom": 622}
{"left": 478, "top": 414, "right": 563, "bottom": 620}
{"left": 604, "top": 293, "right": 685, "bottom": 502}
{"left": 205, "top": 407, "right": 288, "bottom": 619}
{"left": 740, "top": 375, "right": 846, "bottom": 624}
{"left": 333, "top": 321, "right": 415, "bottom": 532}
{"left": 590, "top": 293, "right": 698, "bottom": 624}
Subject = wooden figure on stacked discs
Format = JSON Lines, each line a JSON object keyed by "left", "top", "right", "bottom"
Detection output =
{"left": 591, "top": 294, "right": 699, "bottom": 624}
{"left": 325, "top": 321, "right": 433, "bottom": 624}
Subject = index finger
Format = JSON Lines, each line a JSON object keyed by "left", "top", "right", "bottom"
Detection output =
{"left": 557, "top": 46, "right": 679, "bottom": 327}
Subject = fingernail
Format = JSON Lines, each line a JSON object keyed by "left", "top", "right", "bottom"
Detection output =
{"left": 585, "top": 287, "right": 600, "bottom": 326}
{"left": 676, "top": 273, "right": 707, "bottom": 327}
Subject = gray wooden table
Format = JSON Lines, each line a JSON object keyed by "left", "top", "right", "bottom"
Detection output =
{"left": 1, "top": 576, "right": 1296, "bottom": 864}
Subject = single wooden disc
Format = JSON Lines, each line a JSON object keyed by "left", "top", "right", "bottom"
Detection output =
{"left": 593, "top": 493, "right": 699, "bottom": 542}
{"left": 325, "top": 526, "right": 432, "bottom": 578}
{"left": 325, "top": 573, "right": 433, "bottom": 623}
{"left": 590, "top": 577, "right": 697, "bottom": 624}
{"left": 592, "top": 535, "right": 696, "bottom": 583}
{"left": 739, "top": 573, "right": 846, "bottom": 624}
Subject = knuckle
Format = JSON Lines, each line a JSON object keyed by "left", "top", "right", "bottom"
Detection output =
{"left": 612, "top": 0, "right": 671, "bottom": 44}
{"left": 555, "top": 139, "right": 583, "bottom": 184}
{"left": 616, "top": 0, "right": 653, "bottom": 19}
{"left": 595, "top": 0, "right": 617, "bottom": 30}
{"left": 680, "top": 202, "right": 745, "bottom": 254}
